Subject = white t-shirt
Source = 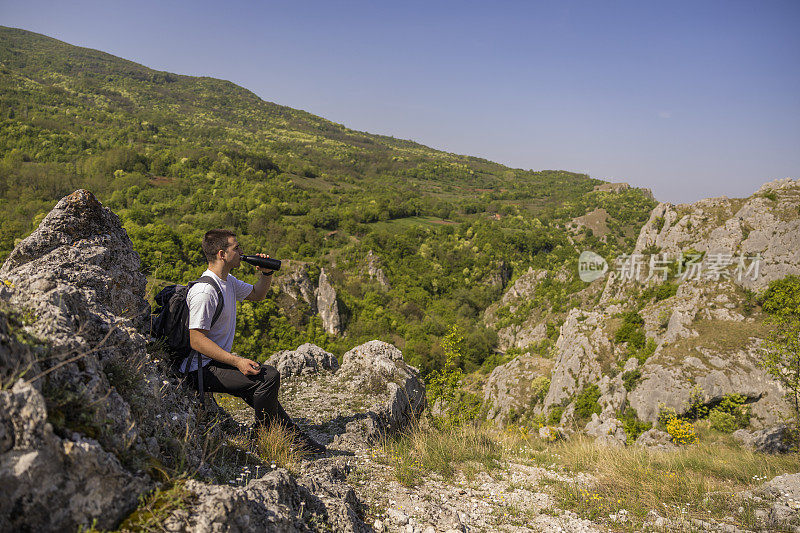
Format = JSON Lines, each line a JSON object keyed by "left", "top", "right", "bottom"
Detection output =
{"left": 180, "top": 269, "right": 254, "bottom": 373}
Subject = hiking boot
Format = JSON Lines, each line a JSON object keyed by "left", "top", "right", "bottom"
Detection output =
{"left": 291, "top": 429, "right": 327, "bottom": 455}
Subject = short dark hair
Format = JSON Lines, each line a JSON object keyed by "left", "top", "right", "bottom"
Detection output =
{"left": 202, "top": 229, "right": 236, "bottom": 262}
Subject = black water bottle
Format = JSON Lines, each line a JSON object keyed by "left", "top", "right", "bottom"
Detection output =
{"left": 241, "top": 255, "right": 281, "bottom": 271}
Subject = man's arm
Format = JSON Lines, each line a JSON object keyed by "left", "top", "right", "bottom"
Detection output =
{"left": 246, "top": 272, "right": 272, "bottom": 301}
{"left": 189, "top": 329, "right": 260, "bottom": 375}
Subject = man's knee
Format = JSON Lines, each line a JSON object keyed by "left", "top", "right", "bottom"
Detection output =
{"left": 257, "top": 364, "right": 280, "bottom": 391}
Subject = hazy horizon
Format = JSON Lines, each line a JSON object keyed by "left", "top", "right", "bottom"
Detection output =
{"left": 2, "top": 0, "right": 798, "bottom": 204}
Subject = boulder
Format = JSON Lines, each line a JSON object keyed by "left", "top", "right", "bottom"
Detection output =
{"left": 635, "top": 428, "right": 676, "bottom": 450}
{"left": 267, "top": 343, "right": 339, "bottom": 379}
{"left": 276, "top": 340, "right": 426, "bottom": 448}
{"left": 163, "top": 464, "right": 368, "bottom": 532}
{"left": 733, "top": 425, "right": 794, "bottom": 454}
{"left": 0, "top": 381, "right": 149, "bottom": 531}
{"left": 584, "top": 414, "right": 627, "bottom": 447}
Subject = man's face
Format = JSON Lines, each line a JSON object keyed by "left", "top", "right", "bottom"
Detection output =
{"left": 221, "top": 236, "right": 242, "bottom": 267}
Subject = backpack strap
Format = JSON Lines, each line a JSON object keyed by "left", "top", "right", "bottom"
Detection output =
{"left": 190, "top": 275, "right": 226, "bottom": 405}
{"left": 196, "top": 275, "right": 225, "bottom": 328}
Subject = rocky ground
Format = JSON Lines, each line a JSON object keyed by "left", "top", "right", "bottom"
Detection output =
{"left": 213, "top": 343, "right": 800, "bottom": 533}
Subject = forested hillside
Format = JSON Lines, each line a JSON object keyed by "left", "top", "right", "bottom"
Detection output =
{"left": 0, "top": 26, "right": 656, "bottom": 374}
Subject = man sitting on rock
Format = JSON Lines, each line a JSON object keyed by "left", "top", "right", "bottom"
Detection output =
{"left": 183, "top": 228, "right": 325, "bottom": 454}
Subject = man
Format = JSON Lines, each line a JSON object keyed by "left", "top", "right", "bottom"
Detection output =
{"left": 183, "top": 228, "right": 325, "bottom": 454}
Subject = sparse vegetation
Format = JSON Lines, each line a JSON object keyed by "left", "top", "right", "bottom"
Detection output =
{"left": 760, "top": 275, "right": 800, "bottom": 441}
{"left": 574, "top": 384, "right": 602, "bottom": 422}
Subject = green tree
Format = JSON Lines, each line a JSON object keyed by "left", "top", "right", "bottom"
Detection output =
{"left": 761, "top": 315, "right": 800, "bottom": 436}
{"left": 760, "top": 275, "right": 800, "bottom": 443}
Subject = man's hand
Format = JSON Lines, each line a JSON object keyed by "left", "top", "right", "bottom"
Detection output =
{"left": 253, "top": 253, "right": 275, "bottom": 275}
{"left": 235, "top": 355, "right": 262, "bottom": 376}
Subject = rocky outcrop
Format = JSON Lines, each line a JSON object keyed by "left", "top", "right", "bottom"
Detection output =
{"left": 483, "top": 355, "right": 552, "bottom": 425}
{"left": 625, "top": 178, "right": 800, "bottom": 293}
{"left": 486, "top": 179, "right": 799, "bottom": 435}
{"left": 267, "top": 343, "right": 339, "bottom": 379}
{"left": 0, "top": 381, "right": 149, "bottom": 531}
{"left": 542, "top": 309, "right": 613, "bottom": 417}
{"left": 365, "top": 250, "right": 391, "bottom": 289}
{"left": 635, "top": 428, "right": 675, "bottom": 450}
{"left": 483, "top": 267, "right": 548, "bottom": 351}
{"left": 315, "top": 268, "right": 343, "bottom": 336}
{"left": 733, "top": 425, "right": 794, "bottom": 454}
{"left": 278, "top": 263, "right": 317, "bottom": 313}
{"left": 163, "top": 464, "right": 367, "bottom": 532}
{"left": 584, "top": 414, "right": 626, "bottom": 447}
{"left": 0, "top": 190, "right": 216, "bottom": 529}
{"left": 277, "top": 340, "right": 426, "bottom": 448}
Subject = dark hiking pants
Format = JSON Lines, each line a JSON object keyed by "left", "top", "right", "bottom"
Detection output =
{"left": 191, "top": 361, "right": 290, "bottom": 429}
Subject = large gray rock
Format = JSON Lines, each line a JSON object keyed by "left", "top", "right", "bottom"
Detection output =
{"left": 635, "top": 428, "right": 676, "bottom": 450}
{"left": 0, "top": 191, "right": 221, "bottom": 472}
{"left": 0, "top": 190, "right": 149, "bottom": 455}
{"left": 278, "top": 263, "right": 318, "bottom": 313}
{"left": 627, "top": 341, "right": 786, "bottom": 426}
{"left": 624, "top": 178, "right": 800, "bottom": 293}
{"left": 733, "top": 425, "right": 794, "bottom": 454}
{"left": 483, "top": 355, "right": 552, "bottom": 424}
{"left": 584, "top": 413, "right": 627, "bottom": 447}
{"left": 276, "top": 340, "right": 426, "bottom": 449}
{"left": 365, "top": 250, "right": 391, "bottom": 289}
{"left": 0, "top": 381, "right": 149, "bottom": 531}
{"left": 163, "top": 463, "right": 368, "bottom": 532}
{"left": 542, "top": 309, "right": 612, "bottom": 416}
{"left": 315, "top": 268, "right": 343, "bottom": 336}
{"left": 267, "top": 343, "right": 339, "bottom": 379}
{"left": 483, "top": 268, "right": 548, "bottom": 352}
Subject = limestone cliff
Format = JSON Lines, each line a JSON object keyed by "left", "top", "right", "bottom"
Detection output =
{"left": 484, "top": 178, "right": 800, "bottom": 435}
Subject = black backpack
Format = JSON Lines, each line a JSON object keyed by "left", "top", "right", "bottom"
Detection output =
{"left": 151, "top": 276, "right": 224, "bottom": 401}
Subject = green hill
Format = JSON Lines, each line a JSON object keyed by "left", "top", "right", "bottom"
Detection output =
{"left": 0, "top": 26, "right": 657, "bottom": 373}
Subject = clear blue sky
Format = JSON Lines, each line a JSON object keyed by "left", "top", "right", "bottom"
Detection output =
{"left": 2, "top": 0, "right": 798, "bottom": 203}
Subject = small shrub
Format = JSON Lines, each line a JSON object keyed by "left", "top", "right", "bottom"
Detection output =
{"left": 574, "top": 384, "right": 602, "bottom": 421}
{"left": 666, "top": 418, "right": 697, "bottom": 445}
{"left": 529, "top": 376, "right": 551, "bottom": 407}
{"left": 622, "top": 369, "right": 642, "bottom": 392}
{"left": 547, "top": 406, "right": 564, "bottom": 425}
{"left": 657, "top": 404, "right": 678, "bottom": 428}
{"left": 684, "top": 386, "right": 710, "bottom": 421}
{"left": 642, "top": 283, "right": 678, "bottom": 302}
{"left": 761, "top": 275, "right": 800, "bottom": 317}
{"left": 620, "top": 407, "right": 652, "bottom": 444}
{"left": 615, "top": 311, "right": 646, "bottom": 349}
{"left": 714, "top": 393, "right": 750, "bottom": 428}
{"left": 117, "top": 479, "right": 196, "bottom": 531}
{"left": 760, "top": 189, "right": 778, "bottom": 201}
{"left": 708, "top": 409, "right": 738, "bottom": 433}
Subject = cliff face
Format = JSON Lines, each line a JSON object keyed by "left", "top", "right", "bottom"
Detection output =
{"left": 0, "top": 190, "right": 423, "bottom": 532}
{"left": 484, "top": 178, "right": 800, "bottom": 432}
{"left": 0, "top": 190, "right": 158, "bottom": 530}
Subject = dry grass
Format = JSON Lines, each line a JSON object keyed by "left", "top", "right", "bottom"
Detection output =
{"left": 379, "top": 423, "right": 501, "bottom": 486}
{"left": 380, "top": 422, "right": 800, "bottom": 529}
{"left": 254, "top": 422, "right": 307, "bottom": 469}
{"left": 521, "top": 432, "right": 800, "bottom": 530}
